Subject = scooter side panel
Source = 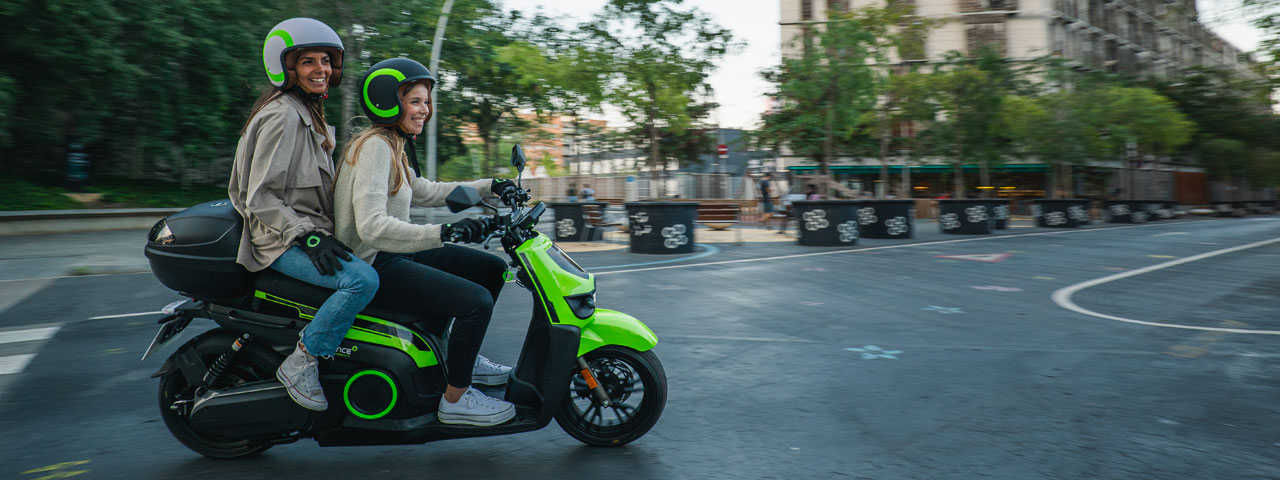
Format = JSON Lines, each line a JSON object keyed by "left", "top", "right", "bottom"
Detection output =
{"left": 577, "top": 309, "right": 658, "bottom": 356}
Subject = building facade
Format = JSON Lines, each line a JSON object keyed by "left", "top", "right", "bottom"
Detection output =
{"left": 777, "top": 0, "right": 1255, "bottom": 202}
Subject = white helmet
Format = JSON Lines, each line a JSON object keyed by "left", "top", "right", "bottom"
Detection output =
{"left": 262, "top": 18, "right": 345, "bottom": 89}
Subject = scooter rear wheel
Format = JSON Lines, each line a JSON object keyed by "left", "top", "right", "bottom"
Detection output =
{"left": 158, "top": 345, "right": 275, "bottom": 459}
{"left": 554, "top": 346, "right": 667, "bottom": 446}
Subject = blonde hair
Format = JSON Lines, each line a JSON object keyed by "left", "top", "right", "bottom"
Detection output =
{"left": 338, "top": 126, "right": 411, "bottom": 195}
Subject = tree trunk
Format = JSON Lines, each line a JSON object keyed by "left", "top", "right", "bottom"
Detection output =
{"left": 646, "top": 82, "right": 662, "bottom": 199}
{"left": 979, "top": 160, "right": 991, "bottom": 198}
{"left": 823, "top": 106, "right": 834, "bottom": 178}
{"left": 901, "top": 149, "right": 911, "bottom": 199}
{"left": 879, "top": 122, "right": 890, "bottom": 198}
{"left": 952, "top": 163, "right": 964, "bottom": 198}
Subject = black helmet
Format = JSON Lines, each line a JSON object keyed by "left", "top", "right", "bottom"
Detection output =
{"left": 262, "top": 18, "right": 345, "bottom": 89}
{"left": 360, "top": 58, "right": 436, "bottom": 125}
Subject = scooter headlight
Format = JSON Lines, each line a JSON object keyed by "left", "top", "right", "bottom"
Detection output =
{"left": 564, "top": 291, "right": 596, "bottom": 319}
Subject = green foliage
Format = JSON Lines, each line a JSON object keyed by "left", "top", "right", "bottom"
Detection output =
{"left": 86, "top": 177, "right": 227, "bottom": 207}
{"left": 757, "top": 5, "right": 905, "bottom": 170}
{"left": 0, "top": 178, "right": 82, "bottom": 210}
{"left": 581, "top": 0, "right": 736, "bottom": 187}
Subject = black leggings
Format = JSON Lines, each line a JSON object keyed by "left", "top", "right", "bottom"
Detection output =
{"left": 371, "top": 245, "right": 507, "bottom": 388}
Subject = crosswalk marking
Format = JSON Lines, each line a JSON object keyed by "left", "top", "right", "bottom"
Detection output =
{"left": 0, "top": 354, "right": 36, "bottom": 375}
{"left": 0, "top": 326, "right": 61, "bottom": 345}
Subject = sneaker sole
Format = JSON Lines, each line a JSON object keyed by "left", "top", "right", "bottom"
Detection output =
{"left": 471, "top": 372, "right": 510, "bottom": 386}
{"left": 437, "top": 405, "right": 516, "bottom": 426}
{"left": 276, "top": 368, "right": 328, "bottom": 412}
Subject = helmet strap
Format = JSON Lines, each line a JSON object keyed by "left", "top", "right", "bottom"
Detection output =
{"left": 398, "top": 130, "right": 422, "bottom": 178}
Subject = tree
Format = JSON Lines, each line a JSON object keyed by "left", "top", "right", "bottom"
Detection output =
{"left": 581, "top": 0, "right": 735, "bottom": 198}
{"left": 925, "top": 46, "right": 1016, "bottom": 198}
{"left": 758, "top": 6, "right": 904, "bottom": 180}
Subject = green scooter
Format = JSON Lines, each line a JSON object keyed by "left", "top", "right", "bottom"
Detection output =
{"left": 142, "top": 145, "right": 666, "bottom": 458}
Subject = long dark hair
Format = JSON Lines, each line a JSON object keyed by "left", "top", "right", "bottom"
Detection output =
{"left": 239, "top": 49, "right": 334, "bottom": 152}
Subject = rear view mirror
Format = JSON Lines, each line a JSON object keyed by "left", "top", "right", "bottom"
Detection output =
{"left": 510, "top": 145, "right": 526, "bottom": 173}
{"left": 445, "top": 186, "right": 482, "bottom": 213}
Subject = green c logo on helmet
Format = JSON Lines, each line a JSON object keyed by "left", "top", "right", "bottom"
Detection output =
{"left": 263, "top": 29, "right": 295, "bottom": 83}
{"left": 363, "top": 68, "right": 406, "bottom": 118}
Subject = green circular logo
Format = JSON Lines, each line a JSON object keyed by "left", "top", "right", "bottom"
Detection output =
{"left": 306, "top": 235, "right": 321, "bottom": 248}
{"left": 363, "top": 68, "right": 406, "bottom": 118}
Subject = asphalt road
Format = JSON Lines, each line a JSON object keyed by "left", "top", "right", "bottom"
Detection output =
{"left": 2, "top": 216, "right": 1279, "bottom": 479}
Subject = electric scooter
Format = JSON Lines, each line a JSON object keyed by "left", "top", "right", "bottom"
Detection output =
{"left": 141, "top": 145, "right": 666, "bottom": 458}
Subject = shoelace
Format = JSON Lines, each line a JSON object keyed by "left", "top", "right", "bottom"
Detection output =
{"left": 475, "top": 355, "right": 507, "bottom": 371}
{"left": 464, "top": 389, "right": 506, "bottom": 409}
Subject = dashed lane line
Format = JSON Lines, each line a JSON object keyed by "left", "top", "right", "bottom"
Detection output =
{"left": 0, "top": 354, "right": 36, "bottom": 375}
{"left": 1051, "top": 236, "right": 1280, "bottom": 334}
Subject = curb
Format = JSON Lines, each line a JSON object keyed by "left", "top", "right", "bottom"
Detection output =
{"left": 0, "top": 208, "right": 182, "bottom": 237}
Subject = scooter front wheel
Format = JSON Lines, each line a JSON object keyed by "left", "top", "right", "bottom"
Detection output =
{"left": 554, "top": 346, "right": 667, "bottom": 446}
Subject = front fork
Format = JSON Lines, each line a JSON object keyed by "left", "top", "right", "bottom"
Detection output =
{"left": 577, "top": 357, "right": 612, "bottom": 408}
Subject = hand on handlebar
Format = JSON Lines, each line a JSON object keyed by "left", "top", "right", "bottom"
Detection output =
{"left": 491, "top": 179, "right": 529, "bottom": 206}
{"left": 441, "top": 218, "right": 489, "bottom": 244}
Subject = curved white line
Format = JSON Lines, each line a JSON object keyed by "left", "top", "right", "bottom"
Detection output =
{"left": 1051, "top": 236, "right": 1280, "bottom": 334}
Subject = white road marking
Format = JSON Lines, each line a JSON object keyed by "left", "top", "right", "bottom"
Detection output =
{"left": 0, "top": 326, "right": 60, "bottom": 345}
{"left": 1052, "top": 236, "right": 1280, "bottom": 334}
{"left": 595, "top": 220, "right": 1213, "bottom": 276}
{"left": 1152, "top": 232, "right": 1187, "bottom": 237}
{"left": 88, "top": 311, "right": 162, "bottom": 320}
{"left": 0, "top": 354, "right": 36, "bottom": 375}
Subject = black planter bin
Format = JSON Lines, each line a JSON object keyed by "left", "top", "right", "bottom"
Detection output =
{"left": 856, "top": 200, "right": 914, "bottom": 239}
{"left": 1033, "top": 199, "right": 1089, "bottom": 228}
{"left": 549, "top": 202, "right": 608, "bottom": 242}
{"left": 624, "top": 202, "right": 697, "bottom": 254}
{"left": 792, "top": 200, "right": 861, "bottom": 246}
{"left": 1103, "top": 201, "right": 1148, "bottom": 223}
{"left": 984, "top": 199, "right": 1011, "bottom": 230}
{"left": 938, "top": 199, "right": 993, "bottom": 235}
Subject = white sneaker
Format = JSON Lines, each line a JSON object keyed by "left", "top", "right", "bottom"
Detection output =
{"left": 472, "top": 354, "right": 512, "bottom": 386}
{"left": 438, "top": 387, "right": 516, "bottom": 426}
{"left": 276, "top": 343, "right": 327, "bottom": 411}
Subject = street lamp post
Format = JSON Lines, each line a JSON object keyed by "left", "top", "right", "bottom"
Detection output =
{"left": 426, "top": 0, "right": 455, "bottom": 182}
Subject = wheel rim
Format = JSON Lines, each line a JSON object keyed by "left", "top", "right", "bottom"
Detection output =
{"left": 564, "top": 355, "right": 651, "bottom": 437}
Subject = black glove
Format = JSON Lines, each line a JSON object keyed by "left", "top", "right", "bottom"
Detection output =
{"left": 490, "top": 178, "right": 518, "bottom": 197}
{"left": 491, "top": 179, "right": 528, "bottom": 206}
{"left": 296, "top": 231, "right": 352, "bottom": 276}
{"left": 441, "top": 218, "right": 487, "bottom": 244}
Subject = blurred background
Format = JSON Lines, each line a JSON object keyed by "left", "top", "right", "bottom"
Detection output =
{"left": 1, "top": 0, "right": 1278, "bottom": 210}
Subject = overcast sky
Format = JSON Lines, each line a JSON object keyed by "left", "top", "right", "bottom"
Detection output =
{"left": 500, "top": 0, "right": 1263, "bottom": 130}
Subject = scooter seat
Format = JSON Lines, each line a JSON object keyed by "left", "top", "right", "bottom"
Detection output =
{"left": 251, "top": 269, "right": 445, "bottom": 334}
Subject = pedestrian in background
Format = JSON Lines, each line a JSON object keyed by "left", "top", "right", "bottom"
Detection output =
{"left": 227, "top": 18, "right": 379, "bottom": 412}
{"left": 581, "top": 184, "right": 596, "bottom": 201}
{"left": 567, "top": 185, "right": 578, "bottom": 202}
{"left": 759, "top": 172, "right": 773, "bottom": 223}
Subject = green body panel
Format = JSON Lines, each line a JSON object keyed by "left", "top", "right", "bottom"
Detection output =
{"left": 254, "top": 290, "right": 439, "bottom": 368}
{"left": 516, "top": 234, "right": 596, "bottom": 326}
{"left": 515, "top": 233, "right": 658, "bottom": 355}
{"left": 576, "top": 309, "right": 658, "bottom": 356}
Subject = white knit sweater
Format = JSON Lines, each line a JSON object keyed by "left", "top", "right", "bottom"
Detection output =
{"left": 333, "top": 136, "right": 491, "bottom": 263}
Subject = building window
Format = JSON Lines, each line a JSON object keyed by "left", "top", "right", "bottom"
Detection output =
{"left": 965, "top": 22, "right": 1007, "bottom": 56}
{"left": 802, "top": 0, "right": 813, "bottom": 21}
{"left": 826, "top": 0, "right": 848, "bottom": 13}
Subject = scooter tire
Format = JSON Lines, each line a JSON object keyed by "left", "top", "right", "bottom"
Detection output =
{"left": 554, "top": 346, "right": 667, "bottom": 447}
{"left": 157, "top": 332, "right": 276, "bottom": 459}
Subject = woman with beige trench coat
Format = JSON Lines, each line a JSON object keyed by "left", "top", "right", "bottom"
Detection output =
{"left": 227, "top": 18, "right": 379, "bottom": 412}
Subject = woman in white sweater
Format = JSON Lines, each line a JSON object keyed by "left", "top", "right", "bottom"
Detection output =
{"left": 333, "top": 58, "right": 522, "bottom": 426}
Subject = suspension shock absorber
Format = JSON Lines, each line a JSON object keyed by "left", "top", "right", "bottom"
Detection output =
{"left": 199, "top": 334, "right": 251, "bottom": 394}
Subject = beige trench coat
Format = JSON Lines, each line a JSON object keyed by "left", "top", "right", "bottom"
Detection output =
{"left": 228, "top": 93, "right": 337, "bottom": 272}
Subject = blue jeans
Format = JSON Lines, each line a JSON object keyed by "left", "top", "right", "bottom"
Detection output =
{"left": 269, "top": 246, "right": 380, "bottom": 356}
